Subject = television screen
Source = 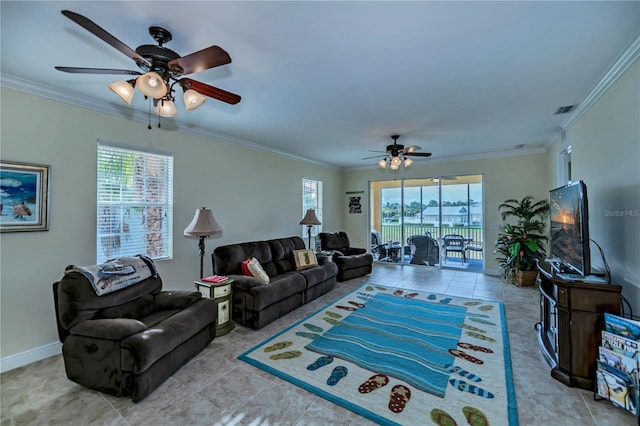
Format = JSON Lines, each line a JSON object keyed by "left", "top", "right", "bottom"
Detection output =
{"left": 549, "top": 180, "right": 590, "bottom": 276}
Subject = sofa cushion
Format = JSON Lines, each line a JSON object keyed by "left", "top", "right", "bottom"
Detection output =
{"left": 120, "top": 297, "right": 217, "bottom": 373}
{"left": 293, "top": 249, "right": 318, "bottom": 270}
{"left": 57, "top": 272, "right": 162, "bottom": 330}
{"left": 247, "top": 257, "right": 270, "bottom": 284}
{"left": 241, "top": 259, "right": 252, "bottom": 276}
{"left": 242, "top": 272, "right": 306, "bottom": 311}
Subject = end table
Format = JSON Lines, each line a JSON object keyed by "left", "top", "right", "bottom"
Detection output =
{"left": 194, "top": 278, "right": 234, "bottom": 336}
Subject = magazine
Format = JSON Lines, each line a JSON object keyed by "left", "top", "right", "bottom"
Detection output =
{"left": 595, "top": 360, "right": 638, "bottom": 415}
{"left": 605, "top": 312, "right": 640, "bottom": 341}
{"left": 602, "top": 330, "right": 639, "bottom": 359}
{"left": 599, "top": 346, "right": 638, "bottom": 381}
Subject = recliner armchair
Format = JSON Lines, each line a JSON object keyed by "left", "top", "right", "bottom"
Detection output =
{"left": 319, "top": 231, "right": 373, "bottom": 281}
{"left": 53, "top": 270, "right": 218, "bottom": 402}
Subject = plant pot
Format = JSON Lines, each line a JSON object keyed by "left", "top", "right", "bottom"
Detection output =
{"left": 514, "top": 270, "right": 538, "bottom": 287}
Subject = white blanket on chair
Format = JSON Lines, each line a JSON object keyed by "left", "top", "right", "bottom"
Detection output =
{"left": 65, "top": 255, "right": 158, "bottom": 296}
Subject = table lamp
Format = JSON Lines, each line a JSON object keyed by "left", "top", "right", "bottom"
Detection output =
{"left": 299, "top": 209, "right": 321, "bottom": 249}
{"left": 184, "top": 207, "right": 223, "bottom": 278}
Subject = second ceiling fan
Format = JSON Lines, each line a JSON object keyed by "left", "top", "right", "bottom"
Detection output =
{"left": 363, "top": 135, "right": 432, "bottom": 170}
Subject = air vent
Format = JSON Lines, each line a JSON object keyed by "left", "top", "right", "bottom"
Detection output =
{"left": 554, "top": 105, "right": 577, "bottom": 115}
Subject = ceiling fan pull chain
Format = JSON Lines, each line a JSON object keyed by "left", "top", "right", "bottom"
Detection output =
{"left": 147, "top": 96, "right": 152, "bottom": 130}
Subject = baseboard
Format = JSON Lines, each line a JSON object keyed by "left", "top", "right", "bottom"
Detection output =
{"left": 0, "top": 341, "right": 62, "bottom": 373}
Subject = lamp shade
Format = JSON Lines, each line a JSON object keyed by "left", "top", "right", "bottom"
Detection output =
{"left": 299, "top": 209, "right": 321, "bottom": 226}
{"left": 137, "top": 72, "right": 168, "bottom": 99}
{"left": 183, "top": 89, "right": 206, "bottom": 111}
{"left": 184, "top": 208, "right": 223, "bottom": 238}
{"left": 155, "top": 98, "right": 178, "bottom": 117}
{"left": 108, "top": 80, "right": 135, "bottom": 105}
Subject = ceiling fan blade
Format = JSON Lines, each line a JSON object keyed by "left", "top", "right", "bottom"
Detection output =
{"left": 168, "top": 46, "right": 231, "bottom": 76}
{"left": 404, "top": 145, "right": 422, "bottom": 153}
{"left": 182, "top": 78, "right": 241, "bottom": 105}
{"left": 362, "top": 154, "right": 387, "bottom": 160}
{"left": 55, "top": 66, "right": 142, "bottom": 76}
{"left": 406, "top": 152, "right": 432, "bottom": 157}
{"left": 61, "top": 10, "right": 151, "bottom": 68}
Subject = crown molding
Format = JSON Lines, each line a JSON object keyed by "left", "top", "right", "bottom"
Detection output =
{"left": 546, "top": 34, "right": 640, "bottom": 149}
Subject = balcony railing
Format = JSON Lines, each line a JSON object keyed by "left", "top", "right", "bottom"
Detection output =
{"left": 376, "top": 224, "right": 484, "bottom": 260}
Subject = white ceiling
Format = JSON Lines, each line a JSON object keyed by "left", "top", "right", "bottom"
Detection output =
{"left": 2, "top": 1, "right": 639, "bottom": 169}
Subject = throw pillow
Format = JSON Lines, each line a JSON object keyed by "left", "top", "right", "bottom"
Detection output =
{"left": 241, "top": 258, "right": 252, "bottom": 276}
{"left": 247, "top": 257, "right": 270, "bottom": 284}
{"left": 293, "top": 249, "right": 318, "bottom": 271}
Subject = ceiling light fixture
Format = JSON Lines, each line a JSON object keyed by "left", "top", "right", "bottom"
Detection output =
{"left": 369, "top": 135, "right": 431, "bottom": 172}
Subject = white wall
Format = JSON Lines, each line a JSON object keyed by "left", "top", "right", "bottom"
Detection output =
{"left": 341, "top": 153, "right": 549, "bottom": 274}
{"left": 0, "top": 87, "right": 342, "bottom": 361}
{"left": 546, "top": 59, "right": 640, "bottom": 310}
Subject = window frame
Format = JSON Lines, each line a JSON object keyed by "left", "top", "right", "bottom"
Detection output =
{"left": 96, "top": 143, "right": 174, "bottom": 264}
{"left": 302, "top": 177, "right": 323, "bottom": 239}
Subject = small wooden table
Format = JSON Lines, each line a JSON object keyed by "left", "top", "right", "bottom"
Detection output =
{"left": 194, "top": 278, "right": 235, "bottom": 336}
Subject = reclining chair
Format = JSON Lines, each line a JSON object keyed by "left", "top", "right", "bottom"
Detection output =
{"left": 319, "top": 231, "right": 373, "bottom": 281}
{"left": 53, "top": 263, "right": 218, "bottom": 402}
{"left": 408, "top": 234, "right": 439, "bottom": 266}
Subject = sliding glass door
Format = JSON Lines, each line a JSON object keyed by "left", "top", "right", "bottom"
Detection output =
{"left": 370, "top": 174, "right": 483, "bottom": 271}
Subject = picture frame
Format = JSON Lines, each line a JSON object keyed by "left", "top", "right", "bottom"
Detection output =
{"left": 0, "top": 161, "right": 51, "bottom": 232}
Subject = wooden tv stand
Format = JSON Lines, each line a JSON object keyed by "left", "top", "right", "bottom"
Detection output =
{"left": 535, "top": 262, "right": 621, "bottom": 390}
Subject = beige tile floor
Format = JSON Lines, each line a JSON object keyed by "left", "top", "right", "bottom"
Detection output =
{"left": 1, "top": 264, "right": 637, "bottom": 425}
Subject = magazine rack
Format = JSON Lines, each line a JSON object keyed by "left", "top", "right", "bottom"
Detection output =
{"left": 594, "top": 312, "right": 640, "bottom": 424}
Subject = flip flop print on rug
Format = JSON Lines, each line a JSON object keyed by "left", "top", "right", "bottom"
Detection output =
{"left": 348, "top": 301, "right": 366, "bottom": 308}
{"left": 335, "top": 305, "right": 356, "bottom": 311}
{"left": 322, "top": 317, "right": 341, "bottom": 326}
{"left": 325, "top": 311, "right": 342, "bottom": 319}
{"left": 303, "top": 323, "right": 324, "bottom": 333}
{"left": 295, "top": 331, "right": 321, "bottom": 340}
{"left": 448, "top": 366, "right": 482, "bottom": 382}
{"left": 430, "top": 408, "right": 458, "bottom": 426}
{"left": 306, "top": 356, "right": 334, "bottom": 371}
{"left": 457, "top": 342, "right": 494, "bottom": 353}
{"left": 357, "top": 373, "right": 389, "bottom": 393}
{"left": 478, "top": 305, "right": 494, "bottom": 311}
{"left": 269, "top": 350, "right": 302, "bottom": 360}
{"left": 430, "top": 406, "right": 490, "bottom": 426}
{"left": 404, "top": 292, "right": 419, "bottom": 298}
{"left": 449, "top": 379, "right": 494, "bottom": 399}
{"left": 463, "top": 406, "right": 490, "bottom": 426}
{"left": 449, "top": 349, "right": 484, "bottom": 364}
{"left": 326, "top": 366, "right": 348, "bottom": 386}
{"left": 388, "top": 384, "right": 411, "bottom": 413}
{"left": 263, "top": 341, "right": 292, "bottom": 352}
{"left": 465, "top": 331, "right": 496, "bottom": 343}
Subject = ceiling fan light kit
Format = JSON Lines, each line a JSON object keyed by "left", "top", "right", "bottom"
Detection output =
{"left": 56, "top": 10, "right": 241, "bottom": 121}
{"left": 183, "top": 89, "right": 206, "bottom": 111}
{"left": 155, "top": 98, "right": 178, "bottom": 117}
{"left": 107, "top": 79, "right": 136, "bottom": 105}
{"left": 369, "top": 135, "right": 432, "bottom": 171}
{"left": 136, "top": 72, "right": 168, "bottom": 99}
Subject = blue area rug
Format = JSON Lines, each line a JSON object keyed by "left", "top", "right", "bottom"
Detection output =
{"left": 239, "top": 284, "right": 519, "bottom": 425}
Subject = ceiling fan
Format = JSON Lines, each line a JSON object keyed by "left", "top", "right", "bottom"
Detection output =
{"left": 363, "top": 135, "right": 432, "bottom": 170}
{"left": 55, "top": 10, "right": 241, "bottom": 117}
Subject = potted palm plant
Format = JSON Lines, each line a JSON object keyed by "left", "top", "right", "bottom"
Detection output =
{"left": 494, "top": 196, "right": 549, "bottom": 286}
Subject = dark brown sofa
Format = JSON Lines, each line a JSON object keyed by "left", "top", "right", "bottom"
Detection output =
{"left": 212, "top": 236, "right": 338, "bottom": 329}
{"left": 53, "top": 272, "right": 217, "bottom": 402}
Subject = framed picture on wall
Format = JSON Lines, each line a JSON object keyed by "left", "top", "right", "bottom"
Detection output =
{"left": 0, "top": 161, "right": 51, "bottom": 232}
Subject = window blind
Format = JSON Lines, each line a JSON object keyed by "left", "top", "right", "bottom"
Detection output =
{"left": 302, "top": 178, "right": 323, "bottom": 235}
{"left": 97, "top": 144, "right": 174, "bottom": 263}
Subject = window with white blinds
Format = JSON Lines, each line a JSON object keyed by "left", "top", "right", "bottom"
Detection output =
{"left": 97, "top": 144, "right": 174, "bottom": 264}
{"left": 302, "top": 178, "right": 323, "bottom": 235}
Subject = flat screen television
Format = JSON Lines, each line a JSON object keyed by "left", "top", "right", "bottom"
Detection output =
{"left": 549, "top": 180, "right": 591, "bottom": 276}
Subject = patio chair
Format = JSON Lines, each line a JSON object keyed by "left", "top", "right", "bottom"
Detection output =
{"left": 466, "top": 240, "right": 483, "bottom": 259}
{"left": 441, "top": 234, "right": 466, "bottom": 264}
